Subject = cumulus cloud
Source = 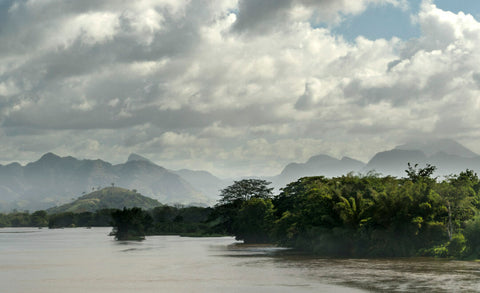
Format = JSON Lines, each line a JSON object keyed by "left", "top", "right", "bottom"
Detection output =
{"left": 233, "top": 0, "right": 407, "bottom": 34}
{"left": 0, "top": 0, "right": 480, "bottom": 177}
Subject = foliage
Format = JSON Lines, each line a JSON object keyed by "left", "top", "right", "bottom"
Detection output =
{"left": 4, "top": 164, "right": 480, "bottom": 260}
{"left": 148, "top": 206, "right": 216, "bottom": 236}
{"left": 234, "top": 198, "right": 274, "bottom": 243}
{"left": 213, "top": 179, "right": 273, "bottom": 234}
{"left": 48, "top": 209, "right": 114, "bottom": 228}
{"left": 1, "top": 205, "right": 217, "bottom": 238}
{"left": 405, "top": 163, "right": 437, "bottom": 183}
{"left": 463, "top": 214, "right": 480, "bottom": 259}
{"left": 209, "top": 166, "right": 480, "bottom": 259}
{"left": 447, "top": 234, "right": 466, "bottom": 257}
{"left": 110, "top": 207, "right": 151, "bottom": 240}
{"left": 0, "top": 211, "right": 37, "bottom": 227}
{"left": 47, "top": 187, "right": 162, "bottom": 214}
{"left": 218, "top": 179, "right": 274, "bottom": 205}
{"left": 30, "top": 210, "right": 48, "bottom": 227}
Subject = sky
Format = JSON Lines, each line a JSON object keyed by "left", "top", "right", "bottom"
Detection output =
{"left": 1, "top": 0, "right": 480, "bottom": 177}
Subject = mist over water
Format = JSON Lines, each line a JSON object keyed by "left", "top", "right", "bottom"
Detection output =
{"left": 1, "top": 228, "right": 479, "bottom": 292}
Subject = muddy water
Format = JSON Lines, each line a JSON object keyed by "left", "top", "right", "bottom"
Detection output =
{"left": 1, "top": 227, "right": 479, "bottom": 292}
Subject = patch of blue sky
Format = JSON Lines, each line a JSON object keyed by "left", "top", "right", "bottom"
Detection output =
{"left": 318, "top": 0, "right": 479, "bottom": 42}
{"left": 434, "top": 0, "right": 480, "bottom": 19}
{"left": 328, "top": 0, "right": 423, "bottom": 42}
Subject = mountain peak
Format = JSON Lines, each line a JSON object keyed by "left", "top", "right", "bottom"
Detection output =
{"left": 395, "top": 138, "right": 478, "bottom": 158}
{"left": 305, "top": 154, "right": 337, "bottom": 165}
{"left": 341, "top": 156, "right": 365, "bottom": 164}
{"left": 127, "top": 153, "right": 152, "bottom": 163}
{"left": 39, "top": 152, "right": 61, "bottom": 161}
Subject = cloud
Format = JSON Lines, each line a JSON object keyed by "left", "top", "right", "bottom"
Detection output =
{"left": 232, "top": 0, "right": 407, "bottom": 34}
{"left": 1, "top": 0, "right": 480, "bottom": 177}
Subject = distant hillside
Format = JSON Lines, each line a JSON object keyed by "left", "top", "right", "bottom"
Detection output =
{"left": 365, "top": 149, "right": 428, "bottom": 177}
{"left": 396, "top": 138, "right": 478, "bottom": 158}
{"left": 365, "top": 139, "right": 480, "bottom": 177}
{"left": 2, "top": 139, "right": 480, "bottom": 212}
{"left": 270, "top": 139, "right": 480, "bottom": 189}
{"left": 47, "top": 187, "right": 162, "bottom": 214}
{"left": 271, "top": 155, "right": 366, "bottom": 190}
{"left": 174, "top": 169, "right": 229, "bottom": 201}
{"left": 0, "top": 153, "right": 211, "bottom": 212}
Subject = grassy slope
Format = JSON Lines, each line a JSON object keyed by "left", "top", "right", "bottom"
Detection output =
{"left": 47, "top": 187, "right": 162, "bottom": 214}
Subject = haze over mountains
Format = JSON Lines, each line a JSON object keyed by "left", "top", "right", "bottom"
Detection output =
{"left": 365, "top": 139, "right": 480, "bottom": 178}
{"left": 1, "top": 139, "right": 480, "bottom": 212}
{"left": 0, "top": 153, "right": 227, "bottom": 212}
{"left": 270, "top": 138, "right": 480, "bottom": 190}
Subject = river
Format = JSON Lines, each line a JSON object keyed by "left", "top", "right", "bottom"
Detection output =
{"left": 1, "top": 227, "right": 479, "bottom": 292}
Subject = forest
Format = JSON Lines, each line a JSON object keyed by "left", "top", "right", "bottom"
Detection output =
{"left": 2, "top": 164, "right": 480, "bottom": 259}
{"left": 211, "top": 165, "right": 480, "bottom": 259}
{"left": 0, "top": 206, "right": 215, "bottom": 238}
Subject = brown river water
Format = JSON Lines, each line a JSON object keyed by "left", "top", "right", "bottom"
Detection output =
{"left": 1, "top": 227, "right": 479, "bottom": 292}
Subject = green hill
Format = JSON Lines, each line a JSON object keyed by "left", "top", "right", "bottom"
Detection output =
{"left": 47, "top": 187, "right": 162, "bottom": 214}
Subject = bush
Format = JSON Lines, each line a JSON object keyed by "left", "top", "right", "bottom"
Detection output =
{"left": 464, "top": 215, "right": 480, "bottom": 258}
{"left": 447, "top": 234, "right": 466, "bottom": 257}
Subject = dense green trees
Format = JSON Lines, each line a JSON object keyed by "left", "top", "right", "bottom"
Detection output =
{"left": 109, "top": 206, "right": 217, "bottom": 240}
{"left": 218, "top": 179, "right": 274, "bottom": 205}
{"left": 234, "top": 198, "right": 274, "bottom": 243}
{"left": 149, "top": 205, "right": 215, "bottom": 236}
{"left": 0, "top": 205, "right": 216, "bottom": 239}
{"left": 48, "top": 209, "right": 114, "bottom": 228}
{"left": 30, "top": 210, "right": 48, "bottom": 227}
{"left": 110, "top": 207, "right": 151, "bottom": 240}
{"left": 213, "top": 179, "right": 274, "bottom": 242}
{"left": 0, "top": 210, "right": 49, "bottom": 227}
{"left": 215, "top": 169, "right": 480, "bottom": 259}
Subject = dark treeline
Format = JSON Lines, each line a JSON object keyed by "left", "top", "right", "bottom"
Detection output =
{"left": 0, "top": 210, "right": 50, "bottom": 227}
{"left": 0, "top": 205, "right": 217, "bottom": 239}
{"left": 108, "top": 206, "right": 217, "bottom": 240}
{"left": 0, "top": 209, "right": 114, "bottom": 228}
{"left": 211, "top": 165, "right": 480, "bottom": 259}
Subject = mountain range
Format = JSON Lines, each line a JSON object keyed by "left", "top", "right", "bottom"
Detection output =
{"left": 269, "top": 138, "right": 480, "bottom": 190}
{"left": 1, "top": 138, "right": 480, "bottom": 212}
{"left": 0, "top": 153, "right": 227, "bottom": 212}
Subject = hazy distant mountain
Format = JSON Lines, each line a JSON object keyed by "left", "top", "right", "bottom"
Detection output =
{"left": 0, "top": 153, "right": 212, "bottom": 212}
{"left": 424, "top": 152, "right": 480, "bottom": 177}
{"left": 271, "top": 139, "right": 480, "bottom": 189}
{"left": 365, "top": 149, "right": 428, "bottom": 177}
{"left": 47, "top": 187, "right": 162, "bottom": 214}
{"left": 127, "top": 153, "right": 228, "bottom": 203}
{"left": 2, "top": 139, "right": 480, "bottom": 212}
{"left": 174, "top": 169, "right": 228, "bottom": 202}
{"left": 365, "top": 139, "right": 480, "bottom": 177}
{"left": 127, "top": 153, "right": 152, "bottom": 163}
{"left": 395, "top": 138, "right": 478, "bottom": 158}
{"left": 271, "top": 154, "right": 366, "bottom": 189}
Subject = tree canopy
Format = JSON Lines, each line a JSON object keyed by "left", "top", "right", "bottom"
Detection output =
{"left": 110, "top": 207, "right": 152, "bottom": 240}
{"left": 218, "top": 179, "right": 274, "bottom": 205}
{"left": 211, "top": 167, "right": 480, "bottom": 259}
